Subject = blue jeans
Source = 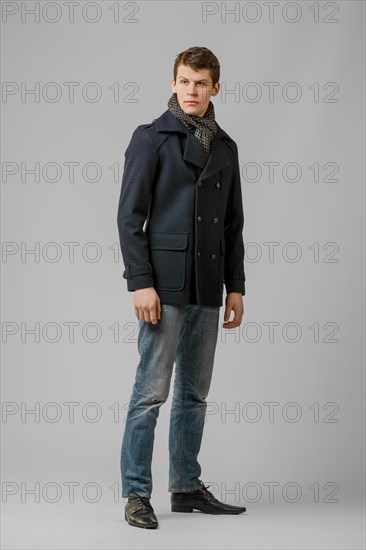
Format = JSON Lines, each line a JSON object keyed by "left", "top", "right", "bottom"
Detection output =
{"left": 120, "top": 303, "right": 220, "bottom": 498}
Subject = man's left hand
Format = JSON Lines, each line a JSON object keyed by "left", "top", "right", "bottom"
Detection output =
{"left": 223, "top": 292, "right": 244, "bottom": 329}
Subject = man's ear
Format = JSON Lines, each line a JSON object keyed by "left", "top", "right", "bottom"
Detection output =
{"left": 171, "top": 79, "right": 177, "bottom": 93}
{"left": 211, "top": 82, "right": 220, "bottom": 97}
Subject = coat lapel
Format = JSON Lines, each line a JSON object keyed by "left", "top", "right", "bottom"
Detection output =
{"left": 198, "top": 130, "right": 233, "bottom": 181}
{"left": 183, "top": 129, "right": 207, "bottom": 169}
{"left": 155, "top": 110, "right": 234, "bottom": 180}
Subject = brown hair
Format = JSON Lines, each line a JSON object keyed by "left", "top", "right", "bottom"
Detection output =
{"left": 173, "top": 46, "right": 220, "bottom": 86}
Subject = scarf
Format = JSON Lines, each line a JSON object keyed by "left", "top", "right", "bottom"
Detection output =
{"left": 167, "top": 92, "right": 217, "bottom": 155}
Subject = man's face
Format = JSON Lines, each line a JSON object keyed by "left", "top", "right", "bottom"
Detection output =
{"left": 171, "top": 63, "right": 220, "bottom": 117}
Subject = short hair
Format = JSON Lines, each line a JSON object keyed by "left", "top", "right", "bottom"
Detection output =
{"left": 173, "top": 46, "right": 220, "bottom": 86}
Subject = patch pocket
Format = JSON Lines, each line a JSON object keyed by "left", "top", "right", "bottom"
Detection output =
{"left": 148, "top": 232, "right": 188, "bottom": 292}
{"left": 218, "top": 235, "right": 226, "bottom": 293}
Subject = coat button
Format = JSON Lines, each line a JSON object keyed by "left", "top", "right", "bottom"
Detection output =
{"left": 210, "top": 254, "right": 216, "bottom": 260}
{"left": 213, "top": 217, "right": 219, "bottom": 223}
{"left": 198, "top": 181, "right": 203, "bottom": 186}
{"left": 197, "top": 251, "right": 201, "bottom": 257}
{"left": 197, "top": 216, "right": 202, "bottom": 222}
{"left": 216, "top": 182, "right": 221, "bottom": 189}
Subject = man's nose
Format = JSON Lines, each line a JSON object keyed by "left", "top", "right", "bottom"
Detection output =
{"left": 187, "top": 84, "right": 197, "bottom": 96}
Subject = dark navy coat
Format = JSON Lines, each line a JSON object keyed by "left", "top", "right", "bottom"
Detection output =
{"left": 117, "top": 109, "right": 246, "bottom": 307}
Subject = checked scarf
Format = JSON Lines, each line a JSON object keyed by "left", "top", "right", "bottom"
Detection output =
{"left": 167, "top": 92, "right": 217, "bottom": 155}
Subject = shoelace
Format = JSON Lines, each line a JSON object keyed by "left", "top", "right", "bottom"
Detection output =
{"left": 134, "top": 496, "right": 153, "bottom": 511}
{"left": 199, "top": 480, "right": 211, "bottom": 491}
{"left": 198, "top": 480, "right": 220, "bottom": 502}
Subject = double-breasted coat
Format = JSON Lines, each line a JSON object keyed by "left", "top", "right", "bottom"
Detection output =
{"left": 117, "top": 109, "right": 246, "bottom": 307}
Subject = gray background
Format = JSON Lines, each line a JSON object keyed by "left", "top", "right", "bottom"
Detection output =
{"left": 1, "top": 0, "right": 365, "bottom": 548}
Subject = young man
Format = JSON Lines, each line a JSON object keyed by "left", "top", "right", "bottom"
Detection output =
{"left": 117, "top": 46, "right": 247, "bottom": 529}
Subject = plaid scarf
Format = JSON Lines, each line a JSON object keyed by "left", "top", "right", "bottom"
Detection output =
{"left": 167, "top": 92, "right": 217, "bottom": 155}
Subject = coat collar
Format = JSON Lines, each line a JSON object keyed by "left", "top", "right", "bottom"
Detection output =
{"left": 154, "top": 109, "right": 234, "bottom": 180}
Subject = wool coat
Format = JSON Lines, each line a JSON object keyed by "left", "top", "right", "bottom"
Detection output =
{"left": 117, "top": 109, "right": 246, "bottom": 307}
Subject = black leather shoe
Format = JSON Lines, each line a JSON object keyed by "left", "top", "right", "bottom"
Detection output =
{"left": 124, "top": 495, "right": 158, "bottom": 529}
{"left": 171, "top": 480, "right": 246, "bottom": 515}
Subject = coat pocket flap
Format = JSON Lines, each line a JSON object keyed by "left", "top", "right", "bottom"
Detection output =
{"left": 148, "top": 232, "right": 188, "bottom": 251}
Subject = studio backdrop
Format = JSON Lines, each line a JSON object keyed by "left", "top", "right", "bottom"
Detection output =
{"left": 1, "top": 1, "right": 365, "bottom": 549}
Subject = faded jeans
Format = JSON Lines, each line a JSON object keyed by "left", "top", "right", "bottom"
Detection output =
{"left": 120, "top": 303, "right": 220, "bottom": 498}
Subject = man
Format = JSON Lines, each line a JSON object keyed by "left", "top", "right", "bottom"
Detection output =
{"left": 117, "top": 46, "right": 247, "bottom": 529}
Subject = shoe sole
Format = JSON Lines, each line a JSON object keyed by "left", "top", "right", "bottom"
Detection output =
{"left": 124, "top": 512, "right": 158, "bottom": 529}
{"left": 171, "top": 504, "right": 246, "bottom": 515}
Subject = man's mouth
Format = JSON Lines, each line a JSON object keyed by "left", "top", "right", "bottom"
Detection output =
{"left": 186, "top": 101, "right": 198, "bottom": 104}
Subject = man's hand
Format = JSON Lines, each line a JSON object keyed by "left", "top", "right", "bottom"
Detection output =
{"left": 223, "top": 292, "right": 244, "bottom": 329}
{"left": 134, "top": 287, "right": 161, "bottom": 324}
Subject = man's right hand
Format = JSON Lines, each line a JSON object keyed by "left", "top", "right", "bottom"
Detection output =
{"left": 134, "top": 287, "right": 161, "bottom": 324}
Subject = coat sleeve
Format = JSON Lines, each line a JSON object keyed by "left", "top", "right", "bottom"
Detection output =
{"left": 223, "top": 140, "right": 246, "bottom": 296}
{"left": 116, "top": 125, "right": 159, "bottom": 291}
